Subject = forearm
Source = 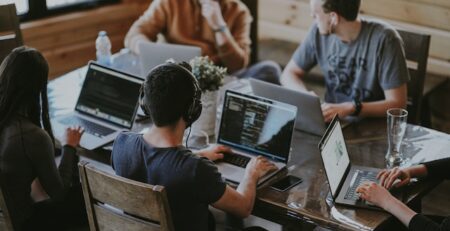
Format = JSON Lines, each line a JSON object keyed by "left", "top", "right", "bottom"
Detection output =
{"left": 124, "top": 32, "right": 152, "bottom": 55}
{"left": 383, "top": 196, "right": 417, "bottom": 227}
{"left": 124, "top": 3, "right": 164, "bottom": 54}
{"left": 406, "top": 164, "right": 428, "bottom": 178}
{"left": 58, "top": 145, "right": 79, "bottom": 188}
{"left": 280, "top": 65, "right": 308, "bottom": 92}
{"left": 236, "top": 173, "right": 258, "bottom": 216}
{"left": 215, "top": 29, "right": 249, "bottom": 72}
{"left": 359, "top": 99, "right": 406, "bottom": 117}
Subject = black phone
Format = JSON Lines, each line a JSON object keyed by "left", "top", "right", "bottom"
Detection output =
{"left": 270, "top": 175, "right": 303, "bottom": 192}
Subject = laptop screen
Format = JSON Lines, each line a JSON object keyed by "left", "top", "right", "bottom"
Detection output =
{"left": 319, "top": 117, "right": 350, "bottom": 197}
{"left": 139, "top": 42, "right": 201, "bottom": 77}
{"left": 75, "top": 63, "right": 142, "bottom": 128}
{"left": 217, "top": 91, "right": 297, "bottom": 163}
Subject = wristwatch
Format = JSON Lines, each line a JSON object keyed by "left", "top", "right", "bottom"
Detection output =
{"left": 213, "top": 25, "right": 228, "bottom": 33}
{"left": 352, "top": 98, "right": 362, "bottom": 116}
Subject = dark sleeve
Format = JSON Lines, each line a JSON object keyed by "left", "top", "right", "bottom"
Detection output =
{"left": 291, "top": 24, "right": 318, "bottom": 72}
{"left": 424, "top": 158, "right": 450, "bottom": 180}
{"left": 377, "top": 29, "right": 410, "bottom": 90}
{"left": 194, "top": 158, "right": 227, "bottom": 204}
{"left": 57, "top": 145, "right": 79, "bottom": 187}
{"left": 409, "top": 214, "right": 450, "bottom": 231}
{"left": 27, "top": 130, "right": 78, "bottom": 201}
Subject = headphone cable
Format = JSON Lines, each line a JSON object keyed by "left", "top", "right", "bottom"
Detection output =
{"left": 185, "top": 126, "right": 192, "bottom": 149}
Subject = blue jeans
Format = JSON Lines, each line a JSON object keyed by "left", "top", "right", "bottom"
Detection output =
{"left": 234, "top": 60, "right": 281, "bottom": 85}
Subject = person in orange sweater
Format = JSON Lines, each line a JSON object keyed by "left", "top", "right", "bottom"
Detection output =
{"left": 125, "top": 0, "right": 281, "bottom": 83}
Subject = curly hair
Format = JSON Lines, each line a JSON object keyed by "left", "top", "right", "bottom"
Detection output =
{"left": 142, "top": 62, "right": 197, "bottom": 127}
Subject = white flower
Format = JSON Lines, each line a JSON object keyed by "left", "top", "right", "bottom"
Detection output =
{"left": 189, "top": 56, "right": 227, "bottom": 92}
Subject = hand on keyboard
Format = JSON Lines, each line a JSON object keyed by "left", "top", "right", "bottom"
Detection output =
{"left": 61, "top": 126, "right": 85, "bottom": 148}
{"left": 377, "top": 167, "right": 411, "bottom": 189}
{"left": 356, "top": 182, "right": 394, "bottom": 210}
{"left": 245, "top": 156, "right": 278, "bottom": 180}
{"left": 197, "top": 144, "right": 230, "bottom": 161}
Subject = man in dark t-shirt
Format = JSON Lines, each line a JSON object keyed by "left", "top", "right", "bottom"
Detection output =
{"left": 281, "top": 0, "right": 409, "bottom": 122}
{"left": 111, "top": 61, "right": 277, "bottom": 231}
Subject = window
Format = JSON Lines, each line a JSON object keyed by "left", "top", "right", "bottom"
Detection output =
{"left": 3, "top": 0, "right": 119, "bottom": 22}
{"left": 3, "top": 0, "right": 29, "bottom": 15}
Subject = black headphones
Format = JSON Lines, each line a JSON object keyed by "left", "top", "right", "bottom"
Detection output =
{"left": 139, "top": 61, "right": 202, "bottom": 127}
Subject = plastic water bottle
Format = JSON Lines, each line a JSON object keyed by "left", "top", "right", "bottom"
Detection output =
{"left": 95, "top": 31, "right": 112, "bottom": 66}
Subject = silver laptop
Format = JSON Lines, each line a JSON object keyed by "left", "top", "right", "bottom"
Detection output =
{"left": 52, "top": 62, "right": 143, "bottom": 150}
{"left": 138, "top": 41, "right": 201, "bottom": 77}
{"left": 250, "top": 79, "right": 326, "bottom": 136}
{"left": 318, "top": 115, "right": 401, "bottom": 209}
{"left": 216, "top": 90, "right": 297, "bottom": 185}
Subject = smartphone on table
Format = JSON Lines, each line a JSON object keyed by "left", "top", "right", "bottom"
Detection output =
{"left": 270, "top": 175, "right": 303, "bottom": 192}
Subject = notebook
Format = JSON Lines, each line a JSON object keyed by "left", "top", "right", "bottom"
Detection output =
{"left": 250, "top": 79, "right": 326, "bottom": 136}
{"left": 215, "top": 90, "right": 297, "bottom": 185}
{"left": 52, "top": 62, "right": 142, "bottom": 150}
{"left": 138, "top": 41, "right": 201, "bottom": 77}
{"left": 318, "top": 115, "right": 402, "bottom": 209}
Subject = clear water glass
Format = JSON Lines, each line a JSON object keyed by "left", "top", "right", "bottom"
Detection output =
{"left": 386, "top": 108, "right": 408, "bottom": 168}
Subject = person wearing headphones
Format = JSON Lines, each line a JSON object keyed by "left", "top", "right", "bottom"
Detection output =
{"left": 0, "top": 47, "right": 86, "bottom": 230}
{"left": 356, "top": 158, "right": 450, "bottom": 230}
{"left": 111, "top": 61, "right": 277, "bottom": 231}
{"left": 125, "top": 0, "right": 281, "bottom": 84}
{"left": 280, "top": 0, "right": 410, "bottom": 122}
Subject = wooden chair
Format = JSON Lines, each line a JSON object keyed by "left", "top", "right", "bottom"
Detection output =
{"left": 0, "top": 4, "right": 24, "bottom": 63}
{"left": 397, "top": 29, "right": 430, "bottom": 125}
{"left": 78, "top": 161, "right": 174, "bottom": 231}
{"left": 241, "top": 0, "right": 258, "bottom": 65}
{"left": 0, "top": 170, "right": 16, "bottom": 231}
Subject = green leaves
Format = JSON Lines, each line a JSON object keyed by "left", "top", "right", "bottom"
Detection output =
{"left": 190, "top": 56, "right": 227, "bottom": 92}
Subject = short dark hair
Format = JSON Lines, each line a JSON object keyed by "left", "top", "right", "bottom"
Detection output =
{"left": 143, "top": 62, "right": 196, "bottom": 127}
{"left": 0, "top": 46, "right": 54, "bottom": 143}
{"left": 321, "top": 0, "right": 361, "bottom": 21}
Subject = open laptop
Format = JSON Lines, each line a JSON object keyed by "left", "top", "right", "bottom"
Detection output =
{"left": 250, "top": 79, "right": 326, "bottom": 136}
{"left": 318, "top": 115, "right": 401, "bottom": 209}
{"left": 52, "top": 62, "right": 143, "bottom": 150}
{"left": 216, "top": 90, "right": 297, "bottom": 185}
{"left": 138, "top": 41, "right": 201, "bottom": 77}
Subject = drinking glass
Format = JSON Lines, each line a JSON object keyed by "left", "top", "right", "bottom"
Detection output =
{"left": 385, "top": 108, "right": 408, "bottom": 168}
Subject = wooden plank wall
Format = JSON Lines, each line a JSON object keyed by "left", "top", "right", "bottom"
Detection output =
{"left": 20, "top": 1, "right": 150, "bottom": 79}
{"left": 259, "top": 0, "right": 450, "bottom": 78}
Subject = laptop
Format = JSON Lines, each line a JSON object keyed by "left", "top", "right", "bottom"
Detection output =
{"left": 318, "top": 115, "right": 401, "bottom": 209}
{"left": 138, "top": 41, "right": 201, "bottom": 77}
{"left": 250, "top": 79, "right": 326, "bottom": 136}
{"left": 216, "top": 90, "right": 297, "bottom": 185}
{"left": 52, "top": 62, "right": 143, "bottom": 150}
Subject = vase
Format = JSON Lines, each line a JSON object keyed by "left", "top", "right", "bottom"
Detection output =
{"left": 191, "top": 90, "right": 218, "bottom": 137}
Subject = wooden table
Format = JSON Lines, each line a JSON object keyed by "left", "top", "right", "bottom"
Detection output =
{"left": 48, "top": 66, "right": 450, "bottom": 231}
{"left": 253, "top": 117, "right": 449, "bottom": 231}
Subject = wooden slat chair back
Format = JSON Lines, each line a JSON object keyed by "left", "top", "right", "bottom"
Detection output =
{"left": 78, "top": 161, "right": 174, "bottom": 231}
{"left": 241, "top": 0, "right": 258, "bottom": 65}
{"left": 0, "top": 4, "right": 23, "bottom": 63}
{"left": 397, "top": 29, "right": 430, "bottom": 125}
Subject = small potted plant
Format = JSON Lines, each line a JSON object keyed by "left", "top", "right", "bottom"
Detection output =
{"left": 189, "top": 56, "right": 227, "bottom": 136}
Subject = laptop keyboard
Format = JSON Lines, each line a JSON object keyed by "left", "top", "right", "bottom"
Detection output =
{"left": 223, "top": 152, "right": 251, "bottom": 168}
{"left": 344, "top": 170, "right": 377, "bottom": 201}
{"left": 59, "top": 116, "right": 115, "bottom": 138}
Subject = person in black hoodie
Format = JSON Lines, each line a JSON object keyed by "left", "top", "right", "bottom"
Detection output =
{"left": 357, "top": 158, "right": 450, "bottom": 231}
{"left": 0, "top": 46, "right": 86, "bottom": 230}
